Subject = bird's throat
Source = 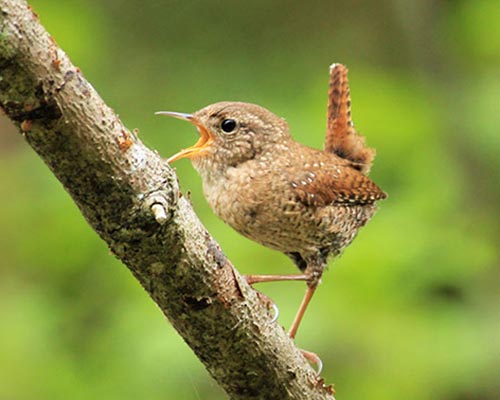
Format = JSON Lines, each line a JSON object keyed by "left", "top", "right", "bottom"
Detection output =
{"left": 167, "top": 125, "right": 213, "bottom": 163}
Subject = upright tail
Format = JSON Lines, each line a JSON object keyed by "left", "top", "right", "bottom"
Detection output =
{"left": 325, "top": 63, "right": 376, "bottom": 175}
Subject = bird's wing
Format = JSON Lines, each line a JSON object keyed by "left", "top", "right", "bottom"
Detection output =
{"left": 289, "top": 164, "right": 387, "bottom": 207}
{"left": 325, "top": 64, "right": 375, "bottom": 175}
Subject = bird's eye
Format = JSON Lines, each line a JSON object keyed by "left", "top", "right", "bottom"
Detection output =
{"left": 221, "top": 119, "right": 237, "bottom": 133}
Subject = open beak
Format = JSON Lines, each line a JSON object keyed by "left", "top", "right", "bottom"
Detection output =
{"left": 155, "top": 111, "right": 213, "bottom": 163}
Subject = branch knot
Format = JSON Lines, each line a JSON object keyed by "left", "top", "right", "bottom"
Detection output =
{"left": 143, "top": 190, "right": 175, "bottom": 225}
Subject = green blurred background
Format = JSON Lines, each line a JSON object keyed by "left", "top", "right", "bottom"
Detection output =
{"left": 1, "top": 1, "right": 499, "bottom": 399}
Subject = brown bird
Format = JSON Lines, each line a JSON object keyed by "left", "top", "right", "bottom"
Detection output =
{"left": 157, "top": 64, "right": 386, "bottom": 363}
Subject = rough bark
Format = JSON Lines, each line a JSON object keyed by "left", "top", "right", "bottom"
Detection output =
{"left": 0, "top": 1, "right": 335, "bottom": 399}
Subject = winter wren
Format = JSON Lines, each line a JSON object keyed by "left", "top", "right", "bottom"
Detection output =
{"left": 157, "top": 64, "right": 386, "bottom": 344}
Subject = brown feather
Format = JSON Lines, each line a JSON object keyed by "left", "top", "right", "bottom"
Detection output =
{"left": 287, "top": 154, "right": 387, "bottom": 208}
{"left": 325, "top": 64, "right": 376, "bottom": 175}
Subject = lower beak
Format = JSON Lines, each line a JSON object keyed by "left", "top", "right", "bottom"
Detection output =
{"left": 155, "top": 111, "right": 213, "bottom": 163}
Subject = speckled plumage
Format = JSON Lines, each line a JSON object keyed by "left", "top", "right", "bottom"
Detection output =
{"left": 186, "top": 101, "right": 386, "bottom": 272}
{"left": 160, "top": 64, "right": 386, "bottom": 342}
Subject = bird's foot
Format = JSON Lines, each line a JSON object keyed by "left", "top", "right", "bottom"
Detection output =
{"left": 252, "top": 289, "right": 280, "bottom": 323}
{"left": 301, "top": 349, "right": 323, "bottom": 375}
{"left": 244, "top": 273, "right": 323, "bottom": 374}
{"left": 244, "top": 273, "right": 307, "bottom": 323}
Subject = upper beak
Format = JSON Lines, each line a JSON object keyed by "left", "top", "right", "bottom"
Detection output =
{"left": 155, "top": 111, "right": 213, "bottom": 163}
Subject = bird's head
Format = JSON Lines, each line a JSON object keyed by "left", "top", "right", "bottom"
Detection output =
{"left": 156, "top": 101, "right": 291, "bottom": 174}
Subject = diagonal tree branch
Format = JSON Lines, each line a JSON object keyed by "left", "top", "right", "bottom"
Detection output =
{"left": 0, "top": 1, "right": 335, "bottom": 399}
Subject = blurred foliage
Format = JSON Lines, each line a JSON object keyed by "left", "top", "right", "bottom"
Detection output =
{"left": 1, "top": 0, "right": 499, "bottom": 399}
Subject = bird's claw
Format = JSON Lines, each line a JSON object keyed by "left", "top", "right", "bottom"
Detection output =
{"left": 301, "top": 349, "right": 323, "bottom": 375}
{"left": 251, "top": 288, "right": 280, "bottom": 323}
{"left": 270, "top": 302, "right": 280, "bottom": 323}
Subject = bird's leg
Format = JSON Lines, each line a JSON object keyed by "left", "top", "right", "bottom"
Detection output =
{"left": 244, "top": 274, "right": 308, "bottom": 323}
{"left": 288, "top": 261, "right": 324, "bottom": 373}
{"left": 246, "top": 259, "right": 325, "bottom": 373}
{"left": 245, "top": 274, "right": 309, "bottom": 285}
{"left": 288, "top": 283, "right": 318, "bottom": 339}
{"left": 288, "top": 261, "right": 324, "bottom": 339}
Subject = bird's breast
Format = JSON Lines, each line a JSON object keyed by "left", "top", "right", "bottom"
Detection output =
{"left": 200, "top": 163, "right": 320, "bottom": 253}
{"left": 202, "top": 166, "right": 269, "bottom": 232}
